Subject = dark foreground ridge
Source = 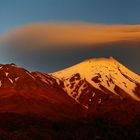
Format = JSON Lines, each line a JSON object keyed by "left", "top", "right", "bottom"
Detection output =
{"left": 0, "top": 112, "right": 140, "bottom": 140}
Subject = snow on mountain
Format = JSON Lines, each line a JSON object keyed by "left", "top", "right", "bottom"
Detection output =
{"left": 52, "top": 57, "right": 140, "bottom": 108}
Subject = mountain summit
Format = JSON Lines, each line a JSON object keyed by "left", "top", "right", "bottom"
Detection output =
{"left": 52, "top": 57, "right": 140, "bottom": 109}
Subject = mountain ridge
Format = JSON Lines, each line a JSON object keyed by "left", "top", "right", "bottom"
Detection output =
{"left": 0, "top": 58, "right": 139, "bottom": 122}
{"left": 0, "top": 63, "right": 85, "bottom": 120}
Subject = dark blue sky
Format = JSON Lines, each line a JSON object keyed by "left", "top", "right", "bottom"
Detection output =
{"left": 0, "top": 0, "right": 140, "bottom": 74}
{"left": 1, "top": 0, "right": 140, "bottom": 33}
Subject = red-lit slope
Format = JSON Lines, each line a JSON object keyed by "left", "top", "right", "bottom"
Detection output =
{"left": 0, "top": 64, "right": 84, "bottom": 120}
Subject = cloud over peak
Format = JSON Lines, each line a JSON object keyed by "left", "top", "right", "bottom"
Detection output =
{"left": 1, "top": 22, "right": 140, "bottom": 51}
{"left": 0, "top": 22, "right": 140, "bottom": 74}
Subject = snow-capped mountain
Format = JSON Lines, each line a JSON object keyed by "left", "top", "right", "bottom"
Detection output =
{"left": 0, "top": 59, "right": 140, "bottom": 122}
{"left": 52, "top": 57, "right": 140, "bottom": 109}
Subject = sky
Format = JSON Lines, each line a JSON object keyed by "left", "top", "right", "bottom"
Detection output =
{"left": 0, "top": 0, "right": 140, "bottom": 74}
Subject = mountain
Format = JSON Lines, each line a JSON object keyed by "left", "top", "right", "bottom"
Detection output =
{"left": 52, "top": 57, "right": 140, "bottom": 122}
{"left": 52, "top": 57, "right": 140, "bottom": 106}
{"left": 0, "top": 59, "right": 140, "bottom": 139}
{"left": 0, "top": 59, "right": 140, "bottom": 122}
{"left": 0, "top": 63, "right": 84, "bottom": 120}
